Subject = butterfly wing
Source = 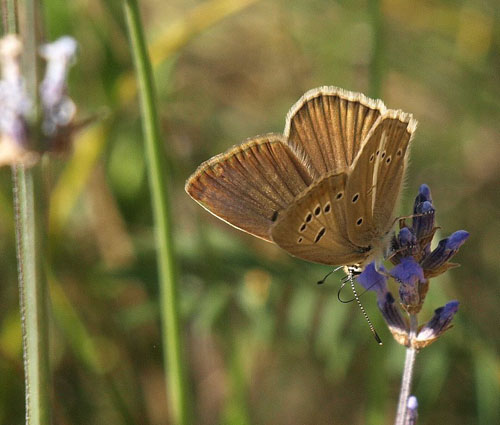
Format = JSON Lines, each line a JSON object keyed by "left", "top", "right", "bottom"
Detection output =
{"left": 284, "top": 86, "right": 386, "bottom": 175}
{"left": 185, "top": 134, "right": 314, "bottom": 241}
{"left": 344, "top": 110, "right": 417, "bottom": 248}
{"left": 371, "top": 111, "right": 417, "bottom": 233}
{"left": 270, "top": 172, "right": 369, "bottom": 266}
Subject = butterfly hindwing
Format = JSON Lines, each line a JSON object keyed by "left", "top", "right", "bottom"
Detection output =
{"left": 284, "top": 86, "right": 386, "bottom": 176}
{"left": 185, "top": 134, "right": 314, "bottom": 241}
{"left": 271, "top": 172, "right": 369, "bottom": 265}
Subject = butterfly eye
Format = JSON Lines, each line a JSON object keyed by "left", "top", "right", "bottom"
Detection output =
{"left": 324, "top": 202, "right": 331, "bottom": 213}
{"left": 381, "top": 151, "right": 386, "bottom": 159}
{"left": 305, "top": 213, "right": 313, "bottom": 223}
{"left": 386, "top": 156, "right": 391, "bottom": 164}
{"left": 314, "top": 205, "right": 321, "bottom": 216}
{"left": 369, "top": 153, "right": 375, "bottom": 162}
{"left": 335, "top": 192, "right": 343, "bottom": 200}
{"left": 356, "top": 217, "right": 363, "bottom": 226}
{"left": 299, "top": 223, "right": 307, "bottom": 232}
{"left": 397, "top": 149, "right": 403, "bottom": 156}
{"left": 352, "top": 193, "right": 359, "bottom": 203}
{"left": 297, "top": 236, "right": 303, "bottom": 244}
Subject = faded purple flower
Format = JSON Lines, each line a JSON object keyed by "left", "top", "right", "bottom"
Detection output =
{"left": 416, "top": 301, "right": 459, "bottom": 345}
{"left": 0, "top": 35, "right": 31, "bottom": 147}
{"left": 407, "top": 396, "right": 418, "bottom": 425}
{"left": 39, "top": 36, "right": 77, "bottom": 137}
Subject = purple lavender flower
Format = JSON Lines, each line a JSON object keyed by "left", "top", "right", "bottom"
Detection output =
{"left": 420, "top": 230, "right": 469, "bottom": 277}
{"left": 416, "top": 301, "right": 460, "bottom": 347}
{"left": 356, "top": 184, "right": 467, "bottom": 347}
{"left": 357, "top": 262, "right": 388, "bottom": 302}
{"left": 390, "top": 257, "right": 425, "bottom": 308}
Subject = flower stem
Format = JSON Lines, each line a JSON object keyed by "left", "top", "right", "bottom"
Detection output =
{"left": 13, "top": 164, "right": 51, "bottom": 425}
{"left": 4, "top": 0, "right": 52, "bottom": 424}
{"left": 122, "top": 1, "right": 190, "bottom": 425}
{"left": 394, "top": 314, "right": 418, "bottom": 425}
{"left": 368, "top": 0, "right": 384, "bottom": 98}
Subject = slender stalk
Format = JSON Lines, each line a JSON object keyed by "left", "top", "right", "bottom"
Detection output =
{"left": 1, "top": 0, "right": 17, "bottom": 33}
{"left": 3, "top": 1, "right": 51, "bottom": 424}
{"left": 13, "top": 165, "right": 51, "bottom": 425}
{"left": 122, "top": 2, "right": 190, "bottom": 425}
{"left": 368, "top": 0, "right": 383, "bottom": 98}
{"left": 394, "top": 314, "right": 418, "bottom": 425}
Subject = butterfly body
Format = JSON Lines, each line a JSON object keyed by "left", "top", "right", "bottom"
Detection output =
{"left": 186, "top": 87, "right": 417, "bottom": 269}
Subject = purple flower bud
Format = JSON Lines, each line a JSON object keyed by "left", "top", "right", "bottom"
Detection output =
{"left": 379, "top": 291, "right": 407, "bottom": 332}
{"left": 413, "top": 183, "right": 432, "bottom": 213}
{"left": 446, "top": 230, "right": 469, "bottom": 250}
{"left": 391, "top": 257, "right": 425, "bottom": 307}
{"left": 417, "top": 301, "right": 459, "bottom": 342}
{"left": 399, "top": 227, "right": 415, "bottom": 246}
{"left": 421, "top": 231, "right": 469, "bottom": 272}
{"left": 391, "top": 257, "right": 424, "bottom": 285}
{"left": 418, "top": 184, "right": 432, "bottom": 203}
{"left": 413, "top": 200, "right": 435, "bottom": 244}
{"left": 407, "top": 396, "right": 418, "bottom": 425}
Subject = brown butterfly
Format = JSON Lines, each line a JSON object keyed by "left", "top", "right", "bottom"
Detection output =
{"left": 186, "top": 86, "right": 417, "bottom": 269}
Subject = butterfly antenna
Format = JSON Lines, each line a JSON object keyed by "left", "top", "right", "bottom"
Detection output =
{"left": 317, "top": 266, "right": 343, "bottom": 285}
{"left": 346, "top": 268, "right": 383, "bottom": 345}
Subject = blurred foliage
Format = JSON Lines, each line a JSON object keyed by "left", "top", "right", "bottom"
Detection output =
{"left": 0, "top": 0, "right": 499, "bottom": 424}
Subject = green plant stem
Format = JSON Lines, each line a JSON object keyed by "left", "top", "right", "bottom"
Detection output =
{"left": 1, "top": 0, "right": 17, "bottom": 33}
{"left": 13, "top": 165, "right": 51, "bottom": 425}
{"left": 394, "top": 314, "right": 418, "bottom": 425}
{"left": 369, "top": 0, "right": 383, "bottom": 98}
{"left": 3, "top": 0, "right": 51, "bottom": 424}
{"left": 123, "top": 1, "right": 190, "bottom": 425}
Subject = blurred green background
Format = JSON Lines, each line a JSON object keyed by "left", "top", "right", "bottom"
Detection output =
{"left": 1, "top": 0, "right": 499, "bottom": 424}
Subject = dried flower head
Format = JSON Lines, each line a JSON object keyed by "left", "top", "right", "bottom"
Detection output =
{"left": 0, "top": 35, "right": 36, "bottom": 166}
{"left": 0, "top": 34, "right": 79, "bottom": 166}
{"left": 39, "top": 36, "right": 78, "bottom": 153}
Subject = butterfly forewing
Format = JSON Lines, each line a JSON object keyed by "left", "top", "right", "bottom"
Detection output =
{"left": 371, "top": 111, "right": 416, "bottom": 233}
{"left": 344, "top": 111, "right": 417, "bottom": 248}
{"left": 185, "top": 134, "right": 314, "bottom": 241}
{"left": 271, "top": 172, "right": 369, "bottom": 265}
{"left": 284, "top": 86, "right": 386, "bottom": 175}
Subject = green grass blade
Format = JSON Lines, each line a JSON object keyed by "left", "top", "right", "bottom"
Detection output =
{"left": 122, "top": 1, "right": 190, "bottom": 424}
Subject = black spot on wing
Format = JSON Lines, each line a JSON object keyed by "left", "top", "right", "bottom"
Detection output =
{"left": 314, "top": 227, "right": 326, "bottom": 243}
